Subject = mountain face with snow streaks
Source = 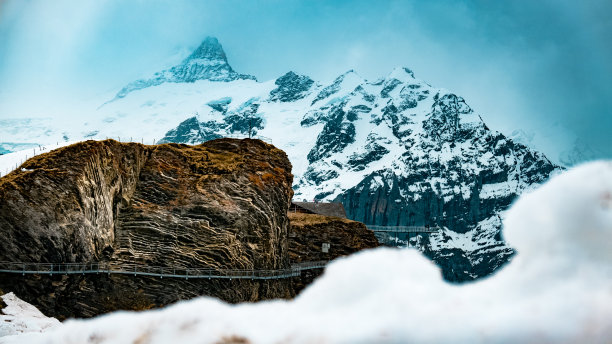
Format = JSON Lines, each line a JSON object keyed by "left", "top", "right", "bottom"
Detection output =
{"left": 0, "top": 37, "right": 560, "bottom": 282}
{"left": 110, "top": 37, "right": 256, "bottom": 102}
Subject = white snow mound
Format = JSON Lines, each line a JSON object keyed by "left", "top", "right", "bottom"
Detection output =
{"left": 0, "top": 292, "right": 61, "bottom": 338}
{"left": 2, "top": 161, "right": 612, "bottom": 343}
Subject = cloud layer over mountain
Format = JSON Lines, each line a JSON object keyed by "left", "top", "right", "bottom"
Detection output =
{"left": 0, "top": 0, "right": 610, "bottom": 160}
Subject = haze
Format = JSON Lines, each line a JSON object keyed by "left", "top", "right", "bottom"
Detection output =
{"left": 0, "top": 0, "right": 610, "bottom": 160}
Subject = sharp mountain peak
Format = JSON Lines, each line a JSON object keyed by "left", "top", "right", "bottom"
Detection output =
{"left": 184, "top": 36, "right": 228, "bottom": 62}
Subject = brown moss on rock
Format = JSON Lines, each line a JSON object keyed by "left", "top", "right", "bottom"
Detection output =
{"left": 0, "top": 138, "right": 378, "bottom": 318}
{"left": 287, "top": 212, "right": 380, "bottom": 294}
{"left": 288, "top": 212, "right": 379, "bottom": 263}
{"left": 0, "top": 138, "right": 294, "bottom": 318}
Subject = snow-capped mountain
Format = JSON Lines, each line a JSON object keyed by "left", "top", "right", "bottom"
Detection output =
{"left": 107, "top": 37, "right": 256, "bottom": 103}
{"left": 0, "top": 37, "right": 560, "bottom": 281}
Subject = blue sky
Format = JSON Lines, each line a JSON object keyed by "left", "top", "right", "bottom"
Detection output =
{"left": 0, "top": 0, "right": 610, "bottom": 157}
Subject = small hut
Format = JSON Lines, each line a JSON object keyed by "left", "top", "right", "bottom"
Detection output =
{"left": 290, "top": 202, "right": 347, "bottom": 219}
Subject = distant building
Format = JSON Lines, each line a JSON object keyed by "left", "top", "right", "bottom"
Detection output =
{"left": 290, "top": 202, "right": 347, "bottom": 219}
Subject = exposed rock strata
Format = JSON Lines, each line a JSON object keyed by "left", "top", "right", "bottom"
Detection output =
{"left": 288, "top": 212, "right": 379, "bottom": 263}
{"left": 287, "top": 212, "right": 380, "bottom": 293}
{"left": 0, "top": 138, "right": 294, "bottom": 318}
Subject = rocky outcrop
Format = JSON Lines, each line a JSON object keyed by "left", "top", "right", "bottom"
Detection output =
{"left": 0, "top": 138, "right": 295, "bottom": 318}
{"left": 287, "top": 212, "right": 379, "bottom": 294}
{"left": 159, "top": 116, "right": 223, "bottom": 144}
{"left": 160, "top": 99, "right": 264, "bottom": 145}
{"left": 269, "top": 72, "right": 315, "bottom": 102}
{"left": 108, "top": 37, "right": 256, "bottom": 102}
{"left": 0, "top": 290, "right": 6, "bottom": 311}
{"left": 0, "top": 141, "right": 148, "bottom": 263}
{"left": 288, "top": 212, "right": 379, "bottom": 263}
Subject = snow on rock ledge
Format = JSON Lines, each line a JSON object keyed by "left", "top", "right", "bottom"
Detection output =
{"left": 0, "top": 293, "right": 60, "bottom": 338}
{"left": 4, "top": 161, "right": 612, "bottom": 343}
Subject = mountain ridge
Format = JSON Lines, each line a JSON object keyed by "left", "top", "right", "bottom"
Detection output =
{"left": 106, "top": 36, "right": 256, "bottom": 103}
{"left": 0, "top": 37, "right": 561, "bottom": 281}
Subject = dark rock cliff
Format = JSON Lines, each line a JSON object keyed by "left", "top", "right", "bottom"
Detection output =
{"left": 288, "top": 212, "right": 379, "bottom": 263}
{"left": 335, "top": 120, "right": 558, "bottom": 282}
{"left": 0, "top": 139, "right": 377, "bottom": 319}
{"left": 269, "top": 72, "right": 315, "bottom": 102}
{"left": 287, "top": 212, "right": 380, "bottom": 294}
{"left": 0, "top": 138, "right": 295, "bottom": 318}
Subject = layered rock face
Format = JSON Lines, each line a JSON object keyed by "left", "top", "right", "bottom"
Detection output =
{"left": 287, "top": 212, "right": 380, "bottom": 294}
{"left": 111, "top": 140, "right": 293, "bottom": 270}
{"left": 0, "top": 141, "right": 148, "bottom": 263}
{"left": 0, "top": 138, "right": 295, "bottom": 318}
{"left": 288, "top": 212, "right": 379, "bottom": 263}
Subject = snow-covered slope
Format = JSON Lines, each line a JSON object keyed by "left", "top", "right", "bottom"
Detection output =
{"left": 0, "top": 142, "right": 75, "bottom": 178}
{"left": 106, "top": 37, "right": 256, "bottom": 103}
{"left": 0, "top": 37, "right": 560, "bottom": 281}
{"left": 0, "top": 292, "right": 60, "bottom": 337}
{"left": 4, "top": 162, "right": 611, "bottom": 343}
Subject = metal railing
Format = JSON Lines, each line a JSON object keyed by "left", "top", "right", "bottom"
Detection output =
{"left": 366, "top": 225, "right": 440, "bottom": 233}
{"left": 0, "top": 260, "right": 327, "bottom": 280}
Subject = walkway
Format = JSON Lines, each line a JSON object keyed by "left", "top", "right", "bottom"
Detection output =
{"left": 0, "top": 260, "right": 327, "bottom": 280}
{"left": 366, "top": 225, "right": 440, "bottom": 233}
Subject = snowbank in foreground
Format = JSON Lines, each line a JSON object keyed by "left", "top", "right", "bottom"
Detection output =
{"left": 2, "top": 161, "right": 612, "bottom": 343}
{"left": 0, "top": 293, "right": 61, "bottom": 337}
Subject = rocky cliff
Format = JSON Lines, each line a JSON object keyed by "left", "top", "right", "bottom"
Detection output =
{"left": 288, "top": 212, "right": 379, "bottom": 263}
{"left": 0, "top": 138, "right": 295, "bottom": 318}
{"left": 287, "top": 212, "right": 380, "bottom": 293}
